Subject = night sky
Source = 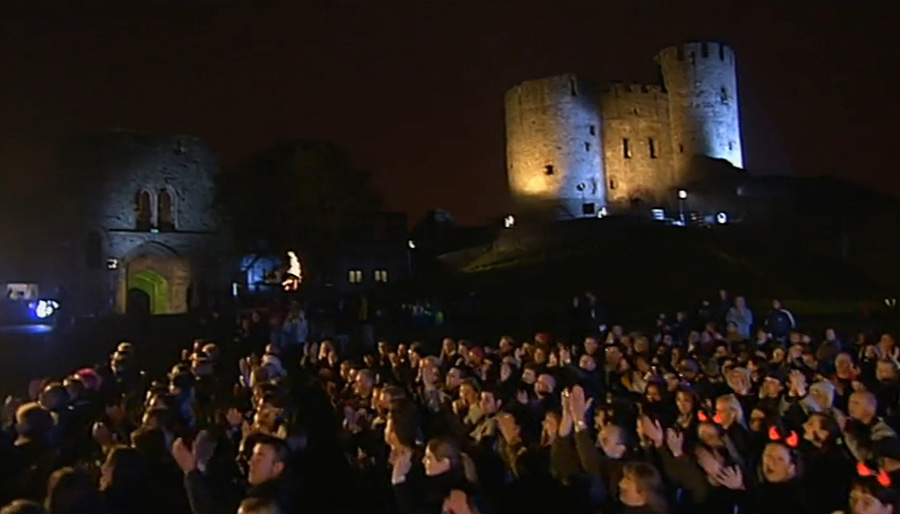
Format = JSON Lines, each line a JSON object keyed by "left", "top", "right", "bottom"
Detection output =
{"left": 0, "top": 1, "right": 894, "bottom": 224}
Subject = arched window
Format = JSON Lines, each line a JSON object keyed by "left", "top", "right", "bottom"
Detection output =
{"left": 135, "top": 190, "right": 152, "bottom": 231}
{"left": 158, "top": 189, "right": 175, "bottom": 231}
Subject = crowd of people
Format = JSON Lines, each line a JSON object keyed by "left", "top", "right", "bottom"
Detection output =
{"left": 1, "top": 290, "right": 899, "bottom": 514}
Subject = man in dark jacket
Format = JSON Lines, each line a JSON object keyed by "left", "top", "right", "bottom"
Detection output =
{"left": 174, "top": 433, "right": 294, "bottom": 514}
{"left": 765, "top": 299, "right": 797, "bottom": 341}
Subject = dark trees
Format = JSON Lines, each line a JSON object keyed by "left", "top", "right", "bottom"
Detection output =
{"left": 216, "top": 141, "right": 381, "bottom": 257}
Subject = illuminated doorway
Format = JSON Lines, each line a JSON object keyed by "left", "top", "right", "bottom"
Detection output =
{"left": 116, "top": 241, "right": 191, "bottom": 315}
{"left": 128, "top": 268, "right": 169, "bottom": 314}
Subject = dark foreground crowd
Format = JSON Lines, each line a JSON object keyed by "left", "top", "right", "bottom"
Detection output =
{"left": 1, "top": 291, "right": 899, "bottom": 514}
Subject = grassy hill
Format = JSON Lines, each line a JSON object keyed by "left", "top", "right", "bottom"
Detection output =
{"left": 442, "top": 221, "right": 891, "bottom": 335}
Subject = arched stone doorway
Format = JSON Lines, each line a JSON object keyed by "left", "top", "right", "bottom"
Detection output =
{"left": 115, "top": 242, "right": 191, "bottom": 314}
{"left": 128, "top": 268, "right": 169, "bottom": 314}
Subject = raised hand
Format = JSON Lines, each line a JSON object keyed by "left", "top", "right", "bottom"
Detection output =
{"left": 639, "top": 415, "right": 664, "bottom": 447}
{"left": 171, "top": 437, "right": 197, "bottom": 473}
{"left": 568, "top": 385, "right": 593, "bottom": 421}
{"left": 714, "top": 465, "right": 744, "bottom": 490}
{"left": 389, "top": 447, "right": 413, "bottom": 485}
{"left": 666, "top": 428, "right": 684, "bottom": 457}
{"left": 696, "top": 447, "right": 722, "bottom": 477}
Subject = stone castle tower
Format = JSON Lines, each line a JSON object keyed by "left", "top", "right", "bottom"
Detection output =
{"left": 506, "top": 41, "right": 743, "bottom": 216}
{"left": 505, "top": 75, "right": 605, "bottom": 218}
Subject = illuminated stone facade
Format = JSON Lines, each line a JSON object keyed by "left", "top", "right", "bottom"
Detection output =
{"left": 66, "top": 131, "right": 226, "bottom": 315}
{"left": 506, "top": 41, "right": 743, "bottom": 215}
{"left": 505, "top": 75, "right": 605, "bottom": 217}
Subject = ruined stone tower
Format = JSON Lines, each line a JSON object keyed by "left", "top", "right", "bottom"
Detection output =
{"left": 504, "top": 40, "right": 744, "bottom": 218}
{"left": 656, "top": 41, "right": 743, "bottom": 183}
{"left": 505, "top": 74, "right": 605, "bottom": 218}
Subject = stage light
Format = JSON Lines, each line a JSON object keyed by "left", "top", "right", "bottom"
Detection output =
{"left": 33, "top": 299, "right": 59, "bottom": 319}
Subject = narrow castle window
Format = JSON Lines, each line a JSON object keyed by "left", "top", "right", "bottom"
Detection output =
{"left": 158, "top": 189, "right": 175, "bottom": 231}
{"left": 135, "top": 190, "right": 152, "bottom": 231}
{"left": 348, "top": 269, "right": 363, "bottom": 284}
{"left": 678, "top": 144, "right": 684, "bottom": 153}
{"left": 585, "top": 142, "right": 591, "bottom": 152}
{"left": 689, "top": 52, "right": 696, "bottom": 65}
{"left": 374, "top": 269, "right": 389, "bottom": 283}
{"left": 544, "top": 165, "right": 555, "bottom": 175}
{"left": 569, "top": 79, "right": 577, "bottom": 96}
{"left": 720, "top": 86, "right": 729, "bottom": 104}
{"left": 649, "top": 138, "right": 657, "bottom": 159}
{"left": 728, "top": 141, "right": 735, "bottom": 152}
{"left": 609, "top": 179, "right": 617, "bottom": 190}
{"left": 632, "top": 108, "right": 640, "bottom": 116}
{"left": 589, "top": 125, "right": 596, "bottom": 136}
{"left": 623, "top": 139, "right": 632, "bottom": 159}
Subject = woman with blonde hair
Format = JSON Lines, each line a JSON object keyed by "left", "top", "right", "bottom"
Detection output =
{"left": 715, "top": 393, "right": 751, "bottom": 457}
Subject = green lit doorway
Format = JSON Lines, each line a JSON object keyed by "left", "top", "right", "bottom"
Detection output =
{"left": 128, "top": 269, "right": 169, "bottom": 314}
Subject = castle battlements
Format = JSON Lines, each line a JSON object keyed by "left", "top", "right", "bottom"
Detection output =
{"left": 505, "top": 41, "right": 743, "bottom": 217}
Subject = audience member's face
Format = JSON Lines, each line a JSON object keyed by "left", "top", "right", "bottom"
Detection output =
{"left": 761, "top": 443, "right": 794, "bottom": 483}
{"left": 248, "top": 443, "right": 284, "bottom": 486}
{"left": 535, "top": 374, "right": 555, "bottom": 397}
{"left": 761, "top": 377, "right": 783, "bottom": 398}
{"left": 675, "top": 391, "right": 693, "bottom": 415}
{"left": 599, "top": 425, "right": 625, "bottom": 458}
{"left": 339, "top": 362, "right": 353, "bottom": 382}
{"left": 480, "top": 392, "right": 500, "bottom": 415}
{"left": 850, "top": 486, "right": 892, "bottom": 514}
{"left": 849, "top": 393, "right": 874, "bottom": 421}
{"left": 714, "top": 399, "right": 736, "bottom": 427}
{"left": 836, "top": 354, "right": 853, "bottom": 375}
{"left": 459, "top": 384, "right": 478, "bottom": 405}
{"left": 618, "top": 471, "right": 642, "bottom": 506}
{"left": 533, "top": 348, "right": 547, "bottom": 365}
{"left": 579, "top": 354, "right": 596, "bottom": 372}
{"left": 421, "top": 361, "right": 439, "bottom": 386}
{"left": 749, "top": 409, "right": 766, "bottom": 432}
{"left": 521, "top": 368, "right": 536, "bottom": 385}
{"left": 383, "top": 418, "right": 399, "bottom": 448}
{"left": 876, "top": 361, "right": 898, "bottom": 382}
{"left": 541, "top": 412, "right": 560, "bottom": 445}
{"left": 645, "top": 384, "right": 662, "bottom": 403}
{"left": 442, "top": 339, "right": 455, "bottom": 355}
{"left": 445, "top": 368, "right": 463, "bottom": 390}
{"left": 803, "top": 414, "right": 829, "bottom": 446}
{"left": 354, "top": 373, "right": 374, "bottom": 397}
{"left": 422, "top": 447, "right": 450, "bottom": 476}
{"left": 584, "top": 338, "right": 598, "bottom": 355}
{"left": 633, "top": 338, "right": 649, "bottom": 355}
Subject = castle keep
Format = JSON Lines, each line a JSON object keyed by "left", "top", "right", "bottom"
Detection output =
{"left": 505, "top": 41, "right": 743, "bottom": 216}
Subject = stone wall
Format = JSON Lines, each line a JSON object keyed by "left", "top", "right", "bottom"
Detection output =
{"left": 63, "top": 131, "right": 225, "bottom": 315}
{"left": 656, "top": 41, "right": 743, "bottom": 182}
{"left": 505, "top": 74, "right": 605, "bottom": 218}
{"left": 599, "top": 83, "right": 674, "bottom": 206}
